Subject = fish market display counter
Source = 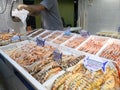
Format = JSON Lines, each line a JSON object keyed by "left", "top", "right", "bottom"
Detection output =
{"left": 0, "top": 29, "right": 120, "bottom": 90}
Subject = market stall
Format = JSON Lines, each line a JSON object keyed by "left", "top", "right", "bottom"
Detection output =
{"left": 0, "top": 29, "right": 120, "bottom": 90}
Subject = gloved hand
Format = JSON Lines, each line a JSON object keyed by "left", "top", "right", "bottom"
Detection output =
{"left": 18, "top": 4, "right": 34, "bottom": 15}
{"left": 17, "top": 4, "right": 28, "bottom": 10}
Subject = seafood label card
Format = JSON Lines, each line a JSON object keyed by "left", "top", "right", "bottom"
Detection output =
{"left": 64, "top": 28, "right": 71, "bottom": 35}
{"left": 11, "top": 35, "right": 21, "bottom": 42}
{"left": 80, "top": 30, "right": 90, "bottom": 37}
{"left": 36, "top": 37, "right": 45, "bottom": 47}
{"left": 53, "top": 49, "right": 62, "bottom": 63}
{"left": 84, "top": 55, "right": 108, "bottom": 72}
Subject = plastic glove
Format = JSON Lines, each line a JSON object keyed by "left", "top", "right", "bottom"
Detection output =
{"left": 17, "top": 4, "right": 28, "bottom": 10}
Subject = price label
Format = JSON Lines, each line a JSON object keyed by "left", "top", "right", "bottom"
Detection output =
{"left": 36, "top": 37, "right": 45, "bottom": 47}
{"left": 64, "top": 28, "right": 71, "bottom": 35}
{"left": 80, "top": 30, "right": 90, "bottom": 37}
{"left": 84, "top": 55, "right": 108, "bottom": 72}
{"left": 11, "top": 35, "right": 21, "bottom": 42}
{"left": 53, "top": 49, "right": 62, "bottom": 63}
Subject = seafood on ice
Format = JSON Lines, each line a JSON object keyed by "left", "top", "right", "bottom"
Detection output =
{"left": 45, "top": 32, "right": 62, "bottom": 41}
{"left": 53, "top": 34, "right": 73, "bottom": 44}
{"left": 39, "top": 31, "right": 53, "bottom": 38}
{"left": 78, "top": 36, "right": 108, "bottom": 54}
{"left": 52, "top": 63, "right": 120, "bottom": 90}
{"left": 65, "top": 36, "right": 87, "bottom": 48}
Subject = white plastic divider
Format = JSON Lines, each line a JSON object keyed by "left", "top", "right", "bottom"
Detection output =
{"left": 0, "top": 49, "right": 47, "bottom": 90}
{"left": 75, "top": 35, "right": 92, "bottom": 50}
{"left": 42, "top": 30, "right": 56, "bottom": 39}
{"left": 60, "top": 34, "right": 77, "bottom": 46}
{"left": 27, "top": 29, "right": 42, "bottom": 37}
{"left": 34, "top": 30, "right": 53, "bottom": 39}
{"left": 62, "top": 34, "right": 89, "bottom": 50}
{"left": 96, "top": 38, "right": 112, "bottom": 56}
{"left": 52, "top": 33, "right": 75, "bottom": 46}
{"left": 43, "top": 31, "right": 63, "bottom": 42}
{"left": 27, "top": 30, "right": 37, "bottom": 37}
{"left": 51, "top": 32, "right": 64, "bottom": 42}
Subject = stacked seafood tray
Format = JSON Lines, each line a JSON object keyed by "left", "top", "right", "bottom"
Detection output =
{"left": 0, "top": 32, "right": 16, "bottom": 46}
{"left": 0, "top": 29, "right": 120, "bottom": 89}
{"left": 96, "top": 31, "right": 120, "bottom": 39}
{"left": 0, "top": 30, "right": 29, "bottom": 46}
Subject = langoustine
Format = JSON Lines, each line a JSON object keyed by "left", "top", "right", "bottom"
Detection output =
{"left": 78, "top": 37, "right": 108, "bottom": 54}
{"left": 65, "top": 36, "right": 87, "bottom": 48}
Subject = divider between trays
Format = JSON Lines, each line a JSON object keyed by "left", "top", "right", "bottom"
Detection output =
{"left": 28, "top": 29, "right": 42, "bottom": 37}
{"left": 75, "top": 35, "right": 92, "bottom": 50}
{"left": 60, "top": 34, "right": 77, "bottom": 46}
{"left": 33, "top": 30, "right": 52, "bottom": 39}
{"left": 96, "top": 38, "right": 112, "bottom": 56}
{"left": 43, "top": 31, "right": 64, "bottom": 42}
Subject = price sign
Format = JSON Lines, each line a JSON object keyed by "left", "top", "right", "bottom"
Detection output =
{"left": 80, "top": 30, "right": 90, "bottom": 37}
{"left": 53, "top": 49, "right": 62, "bottom": 63}
{"left": 64, "top": 28, "right": 71, "bottom": 35}
{"left": 36, "top": 37, "right": 45, "bottom": 47}
{"left": 11, "top": 35, "right": 21, "bottom": 42}
{"left": 84, "top": 55, "right": 108, "bottom": 72}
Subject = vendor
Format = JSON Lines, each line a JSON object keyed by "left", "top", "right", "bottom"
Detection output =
{"left": 18, "top": 0, "right": 63, "bottom": 30}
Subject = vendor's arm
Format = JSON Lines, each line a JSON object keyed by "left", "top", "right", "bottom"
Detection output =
{"left": 18, "top": 4, "right": 45, "bottom": 16}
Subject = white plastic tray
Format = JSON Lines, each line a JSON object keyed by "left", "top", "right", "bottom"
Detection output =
{"left": 62, "top": 34, "right": 88, "bottom": 49}
{"left": 76, "top": 35, "right": 110, "bottom": 55}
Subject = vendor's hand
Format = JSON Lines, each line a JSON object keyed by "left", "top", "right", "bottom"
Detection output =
{"left": 17, "top": 4, "right": 28, "bottom": 10}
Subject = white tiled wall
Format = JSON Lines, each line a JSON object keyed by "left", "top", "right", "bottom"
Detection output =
{"left": 78, "top": 0, "right": 120, "bottom": 34}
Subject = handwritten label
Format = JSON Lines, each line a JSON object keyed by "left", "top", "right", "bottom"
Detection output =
{"left": 84, "top": 55, "right": 108, "bottom": 72}
{"left": 11, "top": 35, "right": 21, "bottom": 42}
{"left": 53, "top": 49, "right": 62, "bottom": 63}
{"left": 36, "top": 37, "right": 45, "bottom": 47}
{"left": 80, "top": 30, "right": 90, "bottom": 37}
